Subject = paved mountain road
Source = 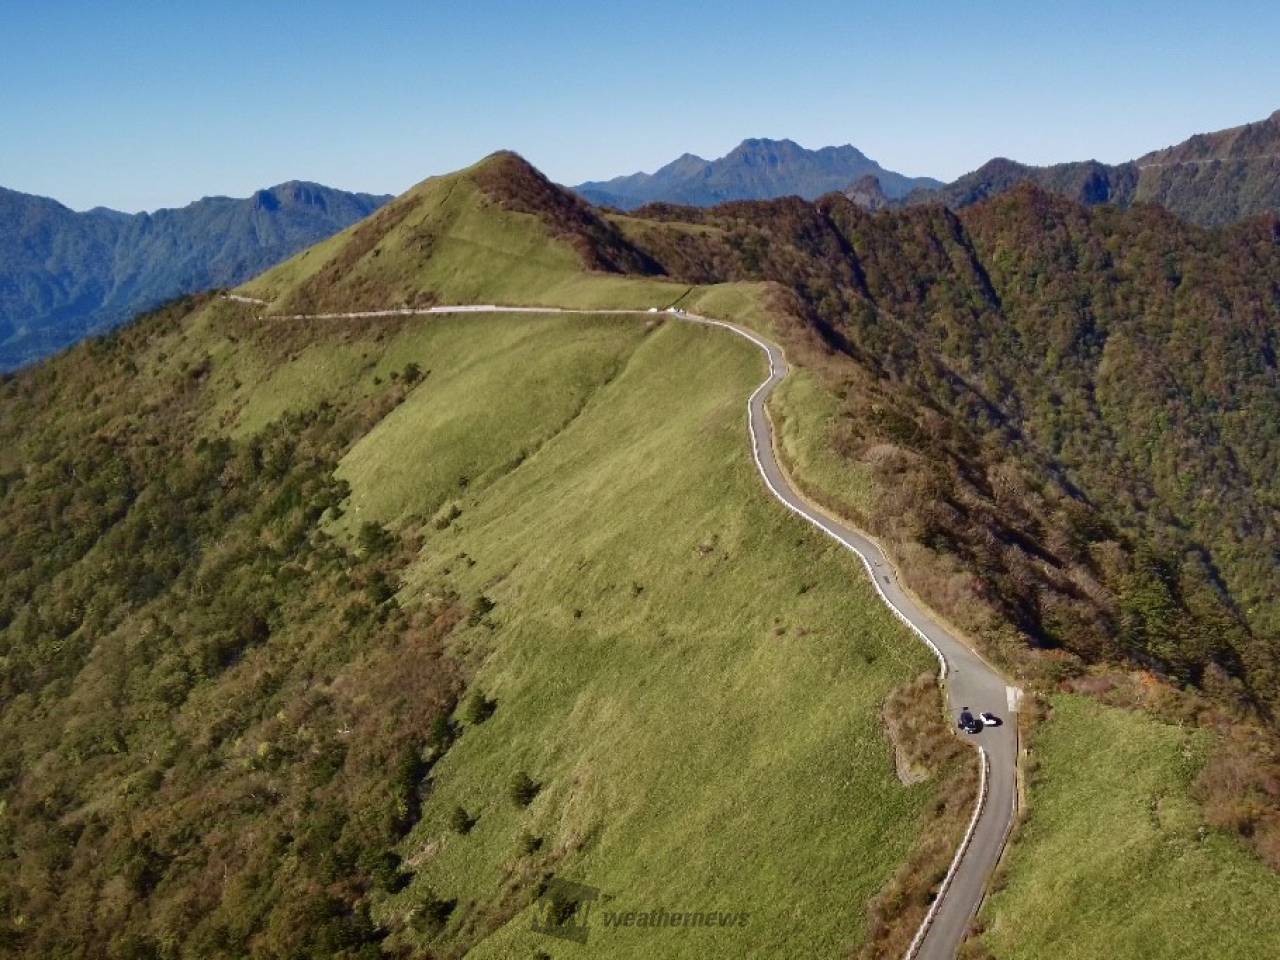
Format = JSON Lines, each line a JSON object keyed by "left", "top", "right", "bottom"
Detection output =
{"left": 695, "top": 309, "right": 1019, "bottom": 960}
{"left": 232, "top": 298, "right": 1020, "bottom": 959}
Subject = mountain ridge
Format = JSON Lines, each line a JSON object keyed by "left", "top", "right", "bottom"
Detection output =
{"left": 238, "top": 153, "right": 1280, "bottom": 728}
{"left": 4, "top": 148, "right": 1280, "bottom": 958}
{"left": 899, "top": 109, "right": 1280, "bottom": 226}
{"left": 0, "top": 180, "right": 392, "bottom": 371}
{"left": 575, "top": 136, "right": 941, "bottom": 209}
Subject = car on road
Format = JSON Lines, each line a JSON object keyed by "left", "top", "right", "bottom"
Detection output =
{"left": 957, "top": 708, "right": 983, "bottom": 734}
{"left": 979, "top": 711, "right": 1002, "bottom": 727}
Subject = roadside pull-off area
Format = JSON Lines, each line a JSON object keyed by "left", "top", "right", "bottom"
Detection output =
{"left": 232, "top": 297, "right": 1020, "bottom": 960}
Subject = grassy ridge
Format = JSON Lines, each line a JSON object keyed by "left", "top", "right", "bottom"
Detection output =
{"left": 323, "top": 315, "right": 942, "bottom": 956}
{"left": 333, "top": 315, "right": 651, "bottom": 531}
{"left": 979, "top": 696, "right": 1280, "bottom": 959}
{"left": 240, "top": 169, "right": 690, "bottom": 315}
{"left": 0, "top": 298, "right": 955, "bottom": 958}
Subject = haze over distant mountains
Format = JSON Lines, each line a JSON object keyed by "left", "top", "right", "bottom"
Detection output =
{"left": 574, "top": 137, "right": 942, "bottom": 210}
{"left": 891, "top": 109, "right": 1280, "bottom": 227}
{"left": 0, "top": 182, "right": 390, "bottom": 371}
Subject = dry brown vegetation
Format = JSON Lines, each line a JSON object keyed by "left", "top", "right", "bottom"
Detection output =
{"left": 854, "top": 674, "right": 979, "bottom": 960}
{"left": 1194, "top": 721, "right": 1280, "bottom": 870}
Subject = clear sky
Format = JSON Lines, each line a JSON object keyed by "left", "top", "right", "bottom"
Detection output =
{"left": 3, "top": 0, "right": 1279, "bottom": 212}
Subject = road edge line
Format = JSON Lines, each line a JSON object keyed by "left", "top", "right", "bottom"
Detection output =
{"left": 692, "top": 314, "right": 951, "bottom": 680}
{"left": 903, "top": 745, "right": 990, "bottom": 960}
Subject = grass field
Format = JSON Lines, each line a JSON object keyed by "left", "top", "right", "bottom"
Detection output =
{"left": 770, "top": 367, "right": 877, "bottom": 523}
{"left": 333, "top": 315, "right": 651, "bottom": 531}
{"left": 299, "top": 312, "right": 945, "bottom": 957}
{"left": 240, "top": 169, "right": 691, "bottom": 314}
{"left": 978, "top": 695, "right": 1280, "bottom": 959}
{"left": 227, "top": 154, "right": 1280, "bottom": 955}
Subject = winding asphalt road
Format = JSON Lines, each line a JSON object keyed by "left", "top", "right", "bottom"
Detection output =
{"left": 233, "top": 298, "right": 1020, "bottom": 959}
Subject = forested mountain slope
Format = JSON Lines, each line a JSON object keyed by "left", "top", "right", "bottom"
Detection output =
{"left": 3, "top": 150, "right": 1279, "bottom": 958}
{"left": 902, "top": 108, "right": 1280, "bottom": 227}
{"left": 596, "top": 187, "right": 1280, "bottom": 720}
{"left": 0, "top": 181, "right": 390, "bottom": 370}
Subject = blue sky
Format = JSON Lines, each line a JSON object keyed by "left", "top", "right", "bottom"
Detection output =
{"left": 3, "top": 0, "right": 1279, "bottom": 212}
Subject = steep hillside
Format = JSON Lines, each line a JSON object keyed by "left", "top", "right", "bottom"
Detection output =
{"left": 574, "top": 137, "right": 941, "bottom": 210}
{"left": 6, "top": 149, "right": 1280, "bottom": 958}
{"left": 601, "top": 187, "right": 1280, "bottom": 721}
{"left": 0, "top": 181, "right": 390, "bottom": 370}
{"left": 1131, "top": 110, "right": 1280, "bottom": 226}
{"left": 250, "top": 154, "right": 1280, "bottom": 720}
{"left": 0, "top": 156, "right": 971, "bottom": 958}
{"left": 906, "top": 109, "right": 1280, "bottom": 226}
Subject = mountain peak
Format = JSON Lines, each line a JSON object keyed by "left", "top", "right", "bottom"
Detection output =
{"left": 469, "top": 149, "right": 577, "bottom": 205}
{"left": 844, "top": 174, "right": 889, "bottom": 211}
{"left": 734, "top": 136, "right": 801, "bottom": 150}
{"left": 0, "top": 179, "right": 392, "bottom": 370}
{"left": 475, "top": 148, "right": 531, "bottom": 170}
{"left": 238, "top": 151, "right": 663, "bottom": 317}
{"left": 575, "top": 138, "right": 940, "bottom": 210}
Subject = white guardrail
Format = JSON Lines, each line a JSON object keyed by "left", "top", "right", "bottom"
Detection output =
{"left": 902, "top": 746, "right": 990, "bottom": 960}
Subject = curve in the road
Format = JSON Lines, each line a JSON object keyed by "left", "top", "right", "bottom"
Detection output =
{"left": 233, "top": 298, "right": 1020, "bottom": 960}
{"left": 686, "top": 308, "right": 1020, "bottom": 960}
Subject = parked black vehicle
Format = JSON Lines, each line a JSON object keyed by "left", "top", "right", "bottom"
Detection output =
{"left": 957, "top": 707, "right": 983, "bottom": 734}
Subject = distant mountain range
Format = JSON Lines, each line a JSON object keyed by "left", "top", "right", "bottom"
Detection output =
{"left": 574, "top": 137, "right": 942, "bottom": 210}
{"left": 8, "top": 111, "right": 1280, "bottom": 371}
{"left": 0, "top": 182, "right": 391, "bottom": 370}
{"left": 574, "top": 113, "right": 1280, "bottom": 228}
{"left": 887, "top": 109, "right": 1280, "bottom": 227}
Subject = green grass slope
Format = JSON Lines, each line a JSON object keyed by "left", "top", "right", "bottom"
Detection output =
{"left": 979, "top": 696, "right": 1280, "bottom": 959}
{"left": 326, "top": 313, "right": 942, "bottom": 956}
{"left": 0, "top": 290, "right": 962, "bottom": 957}
{"left": 240, "top": 156, "right": 691, "bottom": 315}
{"left": 332, "top": 314, "right": 652, "bottom": 531}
